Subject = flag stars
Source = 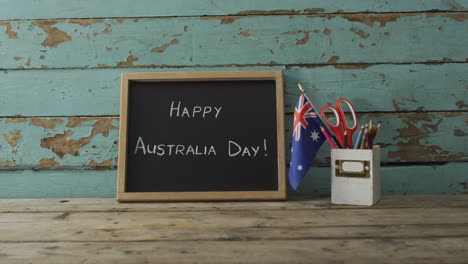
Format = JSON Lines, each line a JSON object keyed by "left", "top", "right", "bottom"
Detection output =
{"left": 297, "top": 165, "right": 303, "bottom": 171}
{"left": 310, "top": 130, "right": 320, "bottom": 142}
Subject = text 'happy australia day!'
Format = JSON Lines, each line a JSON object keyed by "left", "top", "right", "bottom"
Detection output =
{"left": 133, "top": 101, "right": 269, "bottom": 158}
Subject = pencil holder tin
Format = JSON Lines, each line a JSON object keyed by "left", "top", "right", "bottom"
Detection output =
{"left": 331, "top": 145, "right": 380, "bottom": 206}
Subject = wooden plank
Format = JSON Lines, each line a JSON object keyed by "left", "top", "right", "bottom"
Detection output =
{"left": 2, "top": 195, "right": 468, "bottom": 213}
{"left": 0, "top": 238, "right": 468, "bottom": 263}
{"left": 0, "top": 163, "right": 466, "bottom": 198}
{"left": 1, "top": 0, "right": 466, "bottom": 20}
{"left": 0, "top": 112, "right": 464, "bottom": 169}
{"left": 1, "top": 14, "right": 467, "bottom": 69}
{"left": 1, "top": 208, "right": 468, "bottom": 242}
{"left": 0, "top": 170, "right": 116, "bottom": 199}
{"left": 284, "top": 64, "right": 468, "bottom": 112}
{"left": 0, "top": 64, "right": 466, "bottom": 116}
{"left": 0, "top": 117, "right": 120, "bottom": 169}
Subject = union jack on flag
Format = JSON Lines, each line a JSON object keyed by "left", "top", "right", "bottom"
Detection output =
{"left": 289, "top": 94, "right": 326, "bottom": 190}
{"left": 293, "top": 94, "right": 319, "bottom": 141}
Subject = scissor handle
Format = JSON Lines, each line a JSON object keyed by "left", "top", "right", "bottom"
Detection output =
{"left": 336, "top": 98, "right": 358, "bottom": 132}
{"left": 320, "top": 105, "right": 341, "bottom": 129}
{"left": 320, "top": 105, "right": 344, "bottom": 147}
{"left": 336, "top": 98, "right": 358, "bottom": 148}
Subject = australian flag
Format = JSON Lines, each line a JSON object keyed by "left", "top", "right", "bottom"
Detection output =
{"left": 289, "top": 94, "right": 326, "bottom": 190}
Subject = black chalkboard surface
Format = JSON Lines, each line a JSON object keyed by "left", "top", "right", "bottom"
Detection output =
{"left": 117, "top": 71, "right": 285, "bottom": 202}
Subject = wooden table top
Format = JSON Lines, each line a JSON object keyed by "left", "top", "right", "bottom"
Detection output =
{"left": 1, "top": 195, "right": 467, "bottom": 263}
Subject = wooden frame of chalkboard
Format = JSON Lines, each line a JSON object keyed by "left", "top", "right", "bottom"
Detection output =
{"left": 118, "top": 71, "right": 286, "bottom": 202}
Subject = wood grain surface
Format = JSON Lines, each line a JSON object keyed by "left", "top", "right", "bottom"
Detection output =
{"left": 0, "top": 196, "right": 468, "bottom": 263}
{"left": 1, "top": 14, "right": 467, "bottom": 69}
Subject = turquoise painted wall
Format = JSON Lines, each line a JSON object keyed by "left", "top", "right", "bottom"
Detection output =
{"left": 0, "top": 0, "right": 467, "bottom": 198}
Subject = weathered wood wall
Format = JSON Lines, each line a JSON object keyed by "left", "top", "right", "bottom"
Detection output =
{"left": 0, "top": 0, "right": 466, "bottom": 197}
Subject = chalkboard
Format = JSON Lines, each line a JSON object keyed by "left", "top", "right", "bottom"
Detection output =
{"left": 117, "top": 71, "right": 286, "bottom": 202}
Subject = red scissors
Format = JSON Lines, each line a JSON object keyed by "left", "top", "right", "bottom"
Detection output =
{"left": 320, "top": 98, "right": 358, "bottom": 148}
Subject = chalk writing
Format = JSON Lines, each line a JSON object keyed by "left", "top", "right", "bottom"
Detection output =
{"left": 169, "top": 101, "right": 222, "bottom": 118}
{"left": 134, "top": 137, "right": 217, "bottom": 156}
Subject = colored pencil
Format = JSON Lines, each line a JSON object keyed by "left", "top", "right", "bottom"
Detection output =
{"left": 375, "top": 123, "right": 381, "bottom": 137}
{"left": 321, "top": 126, "right": 337, "bottom": 149}
{"left": 321, "top": 123, "right": 342, "bottom": 148}
{"left": 354, "top": 125, "right": 364, "bottom": 149}
{"left": 365, "top": 127, "right": 371, "bottom": 149}
{"left": 360, "top": 125, "right": 368, "bottom": 149}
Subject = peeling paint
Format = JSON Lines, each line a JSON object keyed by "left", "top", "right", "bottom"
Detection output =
{"left": 3, "top": 130, "right": 21, "bottom": 147}
{"left": 453, "top": 129, "right": 466, "bottom": 136}
{"left": 31, "top": 119, "right": 64, "bottom": 129}
{"left": 184, "top": 25, "right": 188, "bottom": 32}
{"left": 238, "top": 30, "right": 252, "bottom": 37}
{"left": 33, "top": 20, "right": 72, "bottom": 48}
{"left": 333, "top": 64, "right": 372, "bottom": 70}
{"left": 341, "top": 13, "right": 402, "bottom": 27}
{"left": 66, "top": 117, "right": 96, "bottom": 128}
{"left": 5, "top": 117, "right": 27, "bottom": 123}
{"left": 295, "top": 31, "right": 309, "bottom": 45}
{"left": 323, "top": 28, "right": 331, "bottom": 35}
{"left": 14, "top": 56, "right": 23, "bottom": 61}
{"left": 455, "top": 101, "right": 467, "bottom": 109}
{"left": 40, "top": 130, "right": 86, "bottom": 158}
{"left": 387, "top": 112, "right": 464, "bottom": 162}
{"left": 103, "top": 23, "right": 112, "bottom": 34}
{"left": 326, "top": 56, "right": 340, "bottom": 64}
{"left": 426, "top": 13, "right": 467, "bottom": 22}
{"left": 350, "top": 27, "right": 369, "bottom": 39}
{"left": 0, "top": 161, "right": 15, "bottom": 166}
{"left": 89, "top": 159, "right": 113, "bottom": 169}
{"left": 0, "top": 21, "right": 18, "bottom": 39}
{"left": 25, "top": 58, "right": 31, "bottom": 66}
{"left": 280, "top": 30, "right": 312, "bottom": 46}
{"left": 116, "top": 55, "right": 139, "bottom": 67}
{"left": 90, "top": 118, "right": 116, "bottom": 138}
{"left": 41, "top": 118, "right": 116, "bottom": 158}
{"left": 151, "top": 39, "right": 179, "bottom": 53}
{"left": 303, "top": 8, "right": 326, "bottom": 14}
{"left": 202, "top": 16, "right": 240, "bottom": 24}
{"left": 392, "top": 99, "right": 405, "bottom": 111}
{"left": 68, "top": 19, "right": 104, "bottom": 27}
{"left": 39, "top": 158, "right": 60, "bottom": 167}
